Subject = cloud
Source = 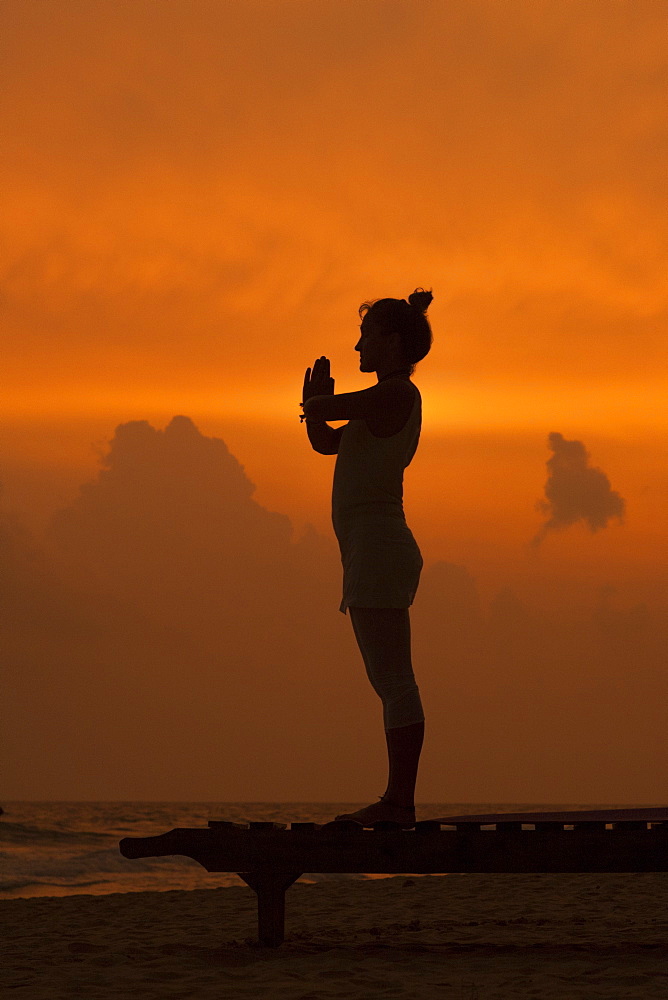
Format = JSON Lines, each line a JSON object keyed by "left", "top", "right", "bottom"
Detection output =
{"left": 531, "top": 431, "right": 625, "bottom": 546}
{"left": 45, "top": 414, "right": 304, "bottom": 626}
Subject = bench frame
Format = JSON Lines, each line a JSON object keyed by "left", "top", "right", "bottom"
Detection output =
{"left": 119, "top": 810, "right": 668, "bottom": 946}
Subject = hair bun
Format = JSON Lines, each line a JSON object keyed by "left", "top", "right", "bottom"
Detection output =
{"left": 407, "top": 287, "right": 433, "bottom": 313}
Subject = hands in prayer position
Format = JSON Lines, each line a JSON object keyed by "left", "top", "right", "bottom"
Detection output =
{"left": 301, "top": 356, "right": 335, "bottom": 420}
{"left": 303, "top": 356, "right": 335, "bottom": 404}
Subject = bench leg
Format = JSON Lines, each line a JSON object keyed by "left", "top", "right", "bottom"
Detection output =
{"left": 236, "top": 870, "right": 303, "bottom": 947}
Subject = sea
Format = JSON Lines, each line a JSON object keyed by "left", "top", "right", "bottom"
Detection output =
{"left": 0, "top": 800, "right": 646, "bottom": 900}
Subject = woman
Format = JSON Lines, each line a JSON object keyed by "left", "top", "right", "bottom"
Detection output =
{"left": 301, "top": 288, "right": 433, "bottom": 829}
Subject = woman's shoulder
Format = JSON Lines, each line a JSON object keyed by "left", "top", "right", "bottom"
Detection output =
{"left": 374, "top": 378, "right": 419, "bottom": 401}
{"left": 372, "top": 379, "right": 420, "bottom": 415}
{"left": 366, "top": 379, "right": 419, "bottom": 437}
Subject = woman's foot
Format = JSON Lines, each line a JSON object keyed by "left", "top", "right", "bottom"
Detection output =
{"left": 334, "top": 796, "right": 416, "bottom": 828}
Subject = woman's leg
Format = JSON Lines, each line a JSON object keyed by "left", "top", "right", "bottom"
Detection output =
{"left": 349, "top": 606, "right": 424, "bottom": 732}
{"left": 336, "top": 606, "right": 425, "bottom": 826}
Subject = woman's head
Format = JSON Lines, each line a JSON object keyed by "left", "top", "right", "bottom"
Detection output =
{"left": 356, "top": 288, "right": 433, "bottom": 377}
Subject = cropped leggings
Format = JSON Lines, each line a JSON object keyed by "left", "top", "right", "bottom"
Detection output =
{"left": 348, "top": 606, "right": 425, "bottom": 731}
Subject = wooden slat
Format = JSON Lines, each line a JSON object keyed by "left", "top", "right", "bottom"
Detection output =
{"left": 414, "top": 820, "right": 442, "bottom": 833}
{"left": 208, "top": 821, "right": 248, "bottom": 829}
{"left": 433, "top": 807, "right": 668, "bottom": 825}
{"left": 320, "top": 820, "right": 364, "bottom": 834}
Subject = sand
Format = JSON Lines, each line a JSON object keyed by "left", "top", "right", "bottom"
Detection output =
{"left": 3, "top": 873, "right": 668, "bottom": 999}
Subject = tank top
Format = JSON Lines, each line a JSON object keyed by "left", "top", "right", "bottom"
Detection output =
{"left": 331, "top": 380, "right": 421, "bottom": 537}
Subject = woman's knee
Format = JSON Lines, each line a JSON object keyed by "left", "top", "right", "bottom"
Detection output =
{"left": 364, "top": 652, "right": 421, "bottom": 718}
{"left": 384, "top": 684, "right": 425, "bottom": 729}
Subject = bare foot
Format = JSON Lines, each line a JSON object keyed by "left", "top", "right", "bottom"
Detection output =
{"left": 334, "top": 797, "right": 416, "bottom": 828}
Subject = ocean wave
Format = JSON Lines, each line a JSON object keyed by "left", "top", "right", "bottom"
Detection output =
{"left": 0, "top": 821, "right": 115, "bottom": 846}
{"left": 0, "top": 879, "right": 42, "bottom": 893}
{"left": 0, "top": 877, "right": 115, "bottom": 901}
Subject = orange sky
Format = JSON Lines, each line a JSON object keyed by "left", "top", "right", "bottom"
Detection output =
{"left": 2, "top": 0, "right": 667, "bottom": 803}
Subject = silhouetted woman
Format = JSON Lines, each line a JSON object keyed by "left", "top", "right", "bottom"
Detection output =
{"left": 301, "top": 288, "right": 433, "bottom": 828}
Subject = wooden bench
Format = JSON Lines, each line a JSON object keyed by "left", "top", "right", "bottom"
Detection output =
{"left": 119, "top": 807, "right": 668, "bottom": 947}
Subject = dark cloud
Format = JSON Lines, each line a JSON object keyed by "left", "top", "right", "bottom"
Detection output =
{"left": 45, "top": 414, "right": 321, "bottom": 632}
{"left": 531, "top": 431, "right": 625, "bottom": 546}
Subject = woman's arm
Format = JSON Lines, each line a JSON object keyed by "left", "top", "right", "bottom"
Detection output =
{"left": 303, "top": 379, "right": 413, "bottom": 423}
{"left": 306, "top": 422, "right": 345, "bottom": 455}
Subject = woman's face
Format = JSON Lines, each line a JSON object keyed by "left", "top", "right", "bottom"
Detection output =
{"left": 355, "top": 315, "right": 402, "bottom": 374}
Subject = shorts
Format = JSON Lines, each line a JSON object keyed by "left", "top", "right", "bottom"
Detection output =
{"left": 335, "top": 513, "right": 423, "bottom": 615}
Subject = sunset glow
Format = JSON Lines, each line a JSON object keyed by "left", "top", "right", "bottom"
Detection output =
{"left": 3, "top": 0, "right": 666, "bottom": 803}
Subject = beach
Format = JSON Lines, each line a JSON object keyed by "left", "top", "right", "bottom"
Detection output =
{"left": 4, "top": 872, "right": 668, "bottom": 999}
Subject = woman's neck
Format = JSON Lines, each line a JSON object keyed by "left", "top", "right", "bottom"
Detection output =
{"left": 377, "top": 367, "right": 412, "bottom": 383}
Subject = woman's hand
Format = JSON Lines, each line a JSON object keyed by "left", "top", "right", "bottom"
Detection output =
{"left": 302, "top": 356, "right": 335, "bottom": 403}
